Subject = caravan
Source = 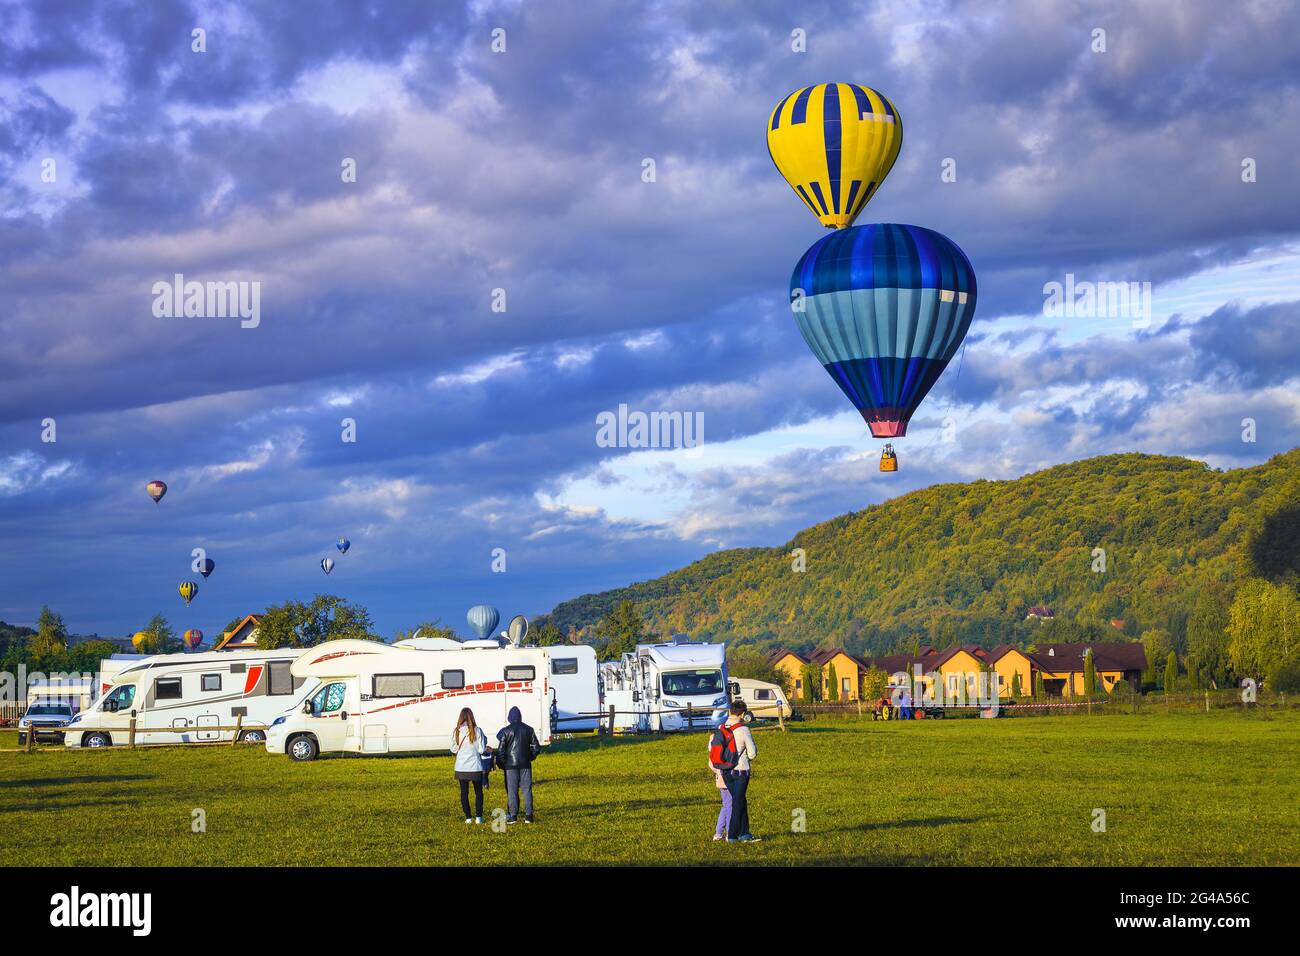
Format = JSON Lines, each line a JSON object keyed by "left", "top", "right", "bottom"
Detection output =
{"left": 599, "top": 641, "right": 731, "bottom": 732}
{"left": 65, "top": 648, "right": 317, "bottom": 748}
{"left": 265, "top": 639, "right": 555, "bottom": 761}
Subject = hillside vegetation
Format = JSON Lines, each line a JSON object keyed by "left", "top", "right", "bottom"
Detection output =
{"left": 541, "top": 450, "right": 1300, "bottom": 658}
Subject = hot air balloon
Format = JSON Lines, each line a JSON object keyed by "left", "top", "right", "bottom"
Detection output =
{"left": 467, "top": 605, "right": 500, "bottom": 641}
{"left": 768, "top": 83, "right": 902, "bottom": 230}
{"left": 183, "top": 629, "right": 203, "bottom": 650}
{"left": 336, "top": 538, "right": 350, "bottom": 554}
{"left": 790, "top": 223, "right": 976, "bottom": 470}
{"left": 178, "top": 580, "right": 198, "bottom": 605}
{"left": 197, "top": 557, "right": 215, "bottom": 578}
{"left": 320, "top": 557, "right": 335, "bottom": 575}
{"left": 146, "top": 480, "right": 168, "bottom": 503}
{"left": 132, "top": 630, "right": 149, "bottom": 650}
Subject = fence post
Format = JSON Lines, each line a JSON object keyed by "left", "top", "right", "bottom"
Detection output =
{"left": 232, "top": 714, "right": 243, "bottom": 746}
{"left": 607, "top": 704, "right": 616, "bottom": 736}
{"left": 25, "top": 726, "right": 36, "bottom": 752}
{"left": 128, "top": 717, "right": 137, "bottom": 749}
{"left": 856, "top": 698, "right": 862, "bottom": 718}
{"left": 778, "top": 708, "right": 785, "bottom": 731}
{"left": 1205, "top": 690, "right": 1210, "bottom": 714}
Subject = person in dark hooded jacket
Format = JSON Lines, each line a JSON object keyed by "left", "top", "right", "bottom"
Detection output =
{"left": 495, "top": 706, "right": 541, "bottom": 823}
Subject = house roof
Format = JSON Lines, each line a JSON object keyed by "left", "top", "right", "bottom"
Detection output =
{"left": 768, "top": 648, "right": 808, "bottom": 665}
{"left": 1026, "top": 606, "right": 1055, "bottom": 617}
{"left": 1026, "top": 642, "right": 1147, "bottom": 673}
{"left": 214, "top": 614, "right": 263, "bottom": 651}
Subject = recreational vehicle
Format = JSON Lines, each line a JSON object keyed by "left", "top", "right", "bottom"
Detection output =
{"left": 65, "top": 648, "right": 317, "bottom": 748}
{"left": 265, "top": 639, "right": 555, "bottom": 760}
{"left": 393, "top": 635, "right": 600, "bottom": 732}
{"left": 599, "top": 641, "right": 731, "bottom": 732}
{"left": 734, "top": 677, "right": 791, "bottom": 719}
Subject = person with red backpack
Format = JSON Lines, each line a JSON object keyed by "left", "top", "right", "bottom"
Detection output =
{"left": 709, "top": 700, "right": 759, "bottom": 842}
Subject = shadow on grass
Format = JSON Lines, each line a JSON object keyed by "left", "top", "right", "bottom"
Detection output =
{"left": 546, "top": 734, "right": 671, "bottom": 755}
{"left": 821, "top": 815, "right": 985, "bottom": 836}
{"left": 0, "top": 774, "right": 153, "bottom": 789}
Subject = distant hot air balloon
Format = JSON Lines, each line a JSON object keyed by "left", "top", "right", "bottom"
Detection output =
{"left": 467, "top": 605, "right": 500, "bottom": 641}
{"left": 178, "top": 580, "right": 198, "bottom": 605}
{"left": 197, "top": 558, "right": 216, "bottom": 578}
{"left": 320, "top": 557, "right": 335, "bottom": 575}
{"left": 336, "top": 538, "right": 350, "bottom": 554}
{"left": 790, "top": 223, "right": 976, "bottom": 469}
{"left": 146, "top": 480, "right": 168, "bottom": 503}
{"left": 132, "top": 630, "right": 149, "bottom": 650}
{"left": 183, "top": 629, "right": 203, "bottom": 650}
{"left": 768, "top": 83, "right": 903, "bottom": 230}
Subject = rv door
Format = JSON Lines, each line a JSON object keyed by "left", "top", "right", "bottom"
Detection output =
{"left": 303, "top": 681, "right": 353, "bottom": 754}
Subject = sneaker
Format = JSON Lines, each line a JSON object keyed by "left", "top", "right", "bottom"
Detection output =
{"left": 464, "top": 818, "right": 472, "bottom": 824}
{"left": 474, "top": 817, "right": 483, "bottom": 825}
{"left": 736, "top": 834, "right": 762, "bottom": 842}
{"left": 712, "top": 833, "right": 724, "bottom": 842}
{"left": 506, "top": 816, "right": 517, "bottom": 825}
{"left": 524, "top": 816, "right": 534, "bottom": 824}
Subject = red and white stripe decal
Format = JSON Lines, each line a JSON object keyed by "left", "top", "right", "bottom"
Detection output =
{"left": 243, "top": 665, "right": 264, "bottom": 695}
{"left": 363, "top": 680, "right": 534, "bottom": 716}
{"left": 310, "top": 650, "right": 379, "bottom": 665}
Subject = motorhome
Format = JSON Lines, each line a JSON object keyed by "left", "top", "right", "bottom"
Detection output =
{"left": 265, "top": 639, "right": 555, "bottom": 761}
{"left": 393, "top": 635, "right": 600, "bottom": 732}
{"left": 734, "top": 677, "right": 791, "bottom": 720}
{"left": 65, "top": 648, "right": 317, "bottom": 748}
{"left": 599, "top": 641, "right": 731, "bottom": 732}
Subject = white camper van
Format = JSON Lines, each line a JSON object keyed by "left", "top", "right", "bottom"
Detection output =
{"left": 734, "top": 677, "right": 791, "bottom": 719}
{"left": 65, "top": 648, "right": 317, "bottom": 748}
{"left": 265, "top": 639, "right": 554, "bottom": 761}
{"left": 599, "top": 641, "right": 731, "bottom": 732}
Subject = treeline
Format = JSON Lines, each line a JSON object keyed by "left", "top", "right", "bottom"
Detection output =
{"left": 539, "top": 450, "right": 1300, "bottom": 690}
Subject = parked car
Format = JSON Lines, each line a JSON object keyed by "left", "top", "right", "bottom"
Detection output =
{"left": 18, "top": 702, "right": 75, "bottom": 744}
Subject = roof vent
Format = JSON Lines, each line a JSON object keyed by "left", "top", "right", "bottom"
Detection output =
{"left": 1047, "top": 648, "right": 1054, "bottom": 656}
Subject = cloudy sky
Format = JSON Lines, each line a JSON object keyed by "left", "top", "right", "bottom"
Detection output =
{"left": 2, "top": 0, "right": 1298, "bottom": 639}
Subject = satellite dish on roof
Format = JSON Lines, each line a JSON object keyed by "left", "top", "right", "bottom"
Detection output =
{"left": 507, "top": 615, "right": 529, "bottom": 646}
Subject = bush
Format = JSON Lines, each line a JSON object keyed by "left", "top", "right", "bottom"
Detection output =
{"left": 1268, "top": 654, "right": 1300, "bottom": 694}
{"left": 1108, "top": 680, "right": 1134, "bottom": 701}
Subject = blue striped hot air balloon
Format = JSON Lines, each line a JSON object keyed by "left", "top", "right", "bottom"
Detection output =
{"left": 467, "top": 605, "right": 500, "bottom": 641}
{"left": 790, "top": 223, "right": 976, "bottom": 444}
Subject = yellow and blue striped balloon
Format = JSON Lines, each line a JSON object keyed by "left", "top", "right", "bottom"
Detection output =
{"left": 767, "top": 83, "right": 902, "bottom": 230}
{"left": 178, "top": 580, "right": 198, "bottom": 606}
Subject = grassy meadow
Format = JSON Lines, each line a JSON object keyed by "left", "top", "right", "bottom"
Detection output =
{"left": 1, "top": 710, "right": 1297, "bottom": 866}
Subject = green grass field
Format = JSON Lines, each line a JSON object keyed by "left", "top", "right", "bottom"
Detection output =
{"left": 2, "top": 711, "right": 1296, "bottom": 866}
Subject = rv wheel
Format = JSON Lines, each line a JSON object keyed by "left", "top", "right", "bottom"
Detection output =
{"left": 238, "top": 729, "right": 266, "bottom": 743}
{"left": 84, "top": 732, "right": 112, "bottom": 748}
{"left": 288, "top": 735, "right": 319, "bottom": 762}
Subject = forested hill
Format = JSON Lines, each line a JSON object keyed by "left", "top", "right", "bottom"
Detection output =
{"left": 540, "top": 449, "right": 1300, "bottom": 656}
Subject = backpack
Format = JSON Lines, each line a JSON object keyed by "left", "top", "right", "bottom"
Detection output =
{"left": 709, "top": 722, "right": 741, "bottom": 771}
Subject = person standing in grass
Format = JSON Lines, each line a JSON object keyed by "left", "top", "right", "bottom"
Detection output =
{"left": 495, "top": 705, "right": 541, "bottom": 824}
{"left": 450, "top": 707, "right": 489, "bottom": 824}
{"left": 716, "top": 699, "right": 759, "bottom": 843}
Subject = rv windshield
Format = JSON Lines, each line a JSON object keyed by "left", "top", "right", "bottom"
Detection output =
{"left": 661, "top": 670, "right": 723, "bottom": 697}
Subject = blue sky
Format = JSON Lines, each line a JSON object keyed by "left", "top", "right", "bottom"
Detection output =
{"left": 2, "top": 0, "right": 1298, "bottom": 639}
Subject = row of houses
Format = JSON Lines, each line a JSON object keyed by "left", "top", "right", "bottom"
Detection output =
{"left": 770, "top": 642, "right": 1149, "bottom": 702}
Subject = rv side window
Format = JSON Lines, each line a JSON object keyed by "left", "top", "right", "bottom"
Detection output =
{"left": 504, "top": 666, "right": 535, "bottom": 682}
{"left": 154, "top": 677, "right": 182, "bottom": 700}
{"left": 442, "top": 670, "right": 465, "bottom": 690}
{"left": 268, "top": 661, "right": 294, "bottom": 696}
{"left": 201, "top": 674, "right": 222, "bottom": 692}
{"left": 550, "top": 658, "right": 579, "bottom": 676}
{"left": 373, "top": 673, "right": 423, "bottom": 698}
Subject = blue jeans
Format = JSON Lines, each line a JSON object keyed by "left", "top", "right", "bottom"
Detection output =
{"left": 505, "top": 767, "right": 533, "bottom": 819}
{"left": 723, "top": 770, "right": 750, "bottom": 839}
{"left": 715, "top": 787, "right": 733, "bottom": 837}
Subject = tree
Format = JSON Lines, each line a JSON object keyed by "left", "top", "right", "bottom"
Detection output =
{"left": 1034, "top": 672, "right": 1044, "bottom": 700}
{"left": 827, "top": 662, "right": 840, "bottom": 701}
{"left": 531, "top": 622, "right": 567, "bottom": 647}
{"left": 68, "top": 639, "right": 117, "bottom": 674}
{"left": 257, "top": 595, "right": 378, "bottom": 649}
{"left": 1186, "top": 591, "right": 1230, "bottom": 688}
{"left": 30, "top": 606, "right": 68, "bottom": 656}
{"left": 1010, "top": 671, "right": 1023, "bottom": 699}
{"left": 1226, "top": 579, "right": 1300, "bottom": 681}
{"left": 862, "top": 667, "right": 889, "bottom": 702}
{"left": 1083, "top": 649, "right": 1097, "bottom": 696}
{"left": 800, "top": 663, "right": 822, "bottom": 702}
{"left": 594, "top": 600, "right": 645, "bottom": 661}
{"left": 1141, "top": 628, "right": 1174, "bottom": 685}
{"left": 726, "top": 645, "right": 780, "bottom": 686}
{"left": 1163, "top": 650, "right": 1178, "bottom": 694}
{"left": 135, "top": 613, "right": 179, "bottom": 654}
